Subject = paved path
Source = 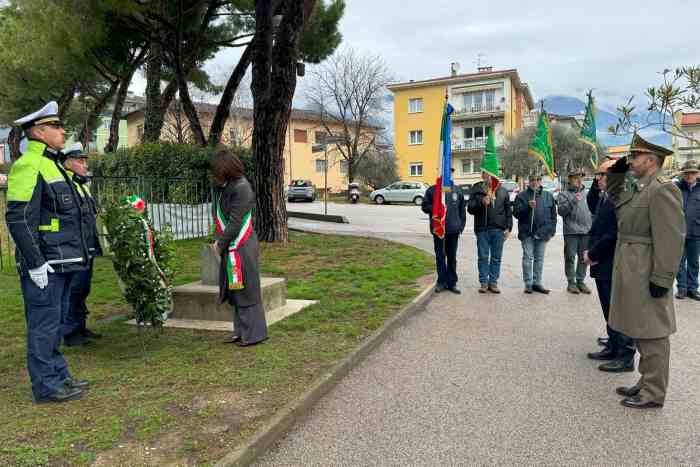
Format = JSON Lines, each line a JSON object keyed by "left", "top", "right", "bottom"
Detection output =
{"left": 255, "top": 203, "right": 700, "bottom": 466}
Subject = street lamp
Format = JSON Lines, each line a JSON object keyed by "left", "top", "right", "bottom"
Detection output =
{"left": 312, "top": 135, "right": 345, "bottom": 216}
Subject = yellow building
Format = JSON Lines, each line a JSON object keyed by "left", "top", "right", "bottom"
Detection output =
{"left": 672, "top": 112, "right": 700, "bottom": 170}
{"left": 388, "top": 67, "right": 534, "bottom": 186}
{"left": 125, "top": 103, "right": 379, "bottom": 192}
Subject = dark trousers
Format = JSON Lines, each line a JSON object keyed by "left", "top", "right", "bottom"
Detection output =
{"left": 20, "top": 271, "right": 74, "bottom": 399}
{"left": 62, "top": 258, "right": 94, "bottom": 338}
{"left": 595, "top": 278, "right": 635, "bottom": 361}
{"left": 677, "top": 238, "right": 700, "bottom": 293}
{"left": 433, "top": 233, "right": 459, "bottom": 288}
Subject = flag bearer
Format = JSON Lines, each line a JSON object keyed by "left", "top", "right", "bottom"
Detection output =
{"left": 606, "top": 134, "right": 684, "bottom": 409}
{"left": 5, "top": 102, "right": 90, "bottom": 403}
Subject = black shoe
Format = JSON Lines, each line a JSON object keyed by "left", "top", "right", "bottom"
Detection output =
{"left": 448, "top": 286, "right": 462, "bottom": 295}
{"left": 34, "top": 386, "right": 83, "bottom": 404}
{"left": 524, "top": 286, "right": 533, "bottom": 294}
{"left": 223, "top": 335, "right": 241, "bottom": 344}
{"left": 435, "top": 285, "right": 445, "bottom": 294}
{"left": 615, "top": 385, "right": 641, "bottom": 397}
{"left": 81, "top": 328, "right": 102, "bottom": 339}
{"left": 687, "top": 291, "right": 700, "bottom": 301}
{"left": 567, "top": 285, "right": 580, "bottom": 294}
{"left": 598, "top": 359, "right": 634, "bottom": 372}
{"left": 621, "top": 395, "right": 663, "bottom": 409}
{"left": 63, "top": 378, "right": 90, "bottom": 390}
{"left": 587, "top": 348, "right": 617, "bottom": 360}
{"left": 236, "top": 338, "right": 267, "bottom": 347}
{"left": 597, "top": 337, "right": 609, "bottom": 347}
{"left": 532, "top": 285, "right": 550, "bottom": 294}
{"left": 577, "top": 282, "right": 592, "bottom": 295}
{"left": 64, "top": 332, "right": 93, "bottom": 347}
{"left": 676, "top": 289, "right": 687, "bottom": 299}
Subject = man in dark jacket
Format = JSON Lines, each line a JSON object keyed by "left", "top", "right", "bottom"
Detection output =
{"left": 584, "top": 160, "right": 635, "bottom": 372}
{"left": 468, "top": 172, "right": 512, "bottom": 293}
{"left": 675, "top": 159, "right": 700, "bottom": 300}
{"left": 422, "top": 175, "right": 467, "bottom": 294}
{"left": 513, "top": 175, "right": 557, "bottom": 294}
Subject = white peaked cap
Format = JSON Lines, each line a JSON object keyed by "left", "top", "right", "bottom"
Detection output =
{"left": 13, "top": 101, "right": 62, "bottom": 130}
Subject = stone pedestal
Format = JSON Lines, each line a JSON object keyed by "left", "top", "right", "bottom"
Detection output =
{"left": 128, "top": 246, "right": 316, "bottom": 331}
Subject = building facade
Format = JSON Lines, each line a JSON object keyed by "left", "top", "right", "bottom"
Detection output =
{"left": 388, "top": 67, "right": 534, "bottom": 186}
{"left": 672, "top": 112, "right": 700, "bottom": 169}
{"left": 125, "top": 103, "right": 379, "bottom": 192}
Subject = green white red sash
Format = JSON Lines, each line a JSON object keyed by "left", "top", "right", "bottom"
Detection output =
{"left": 215, "top": 195, "right": 253, "bottom": 290}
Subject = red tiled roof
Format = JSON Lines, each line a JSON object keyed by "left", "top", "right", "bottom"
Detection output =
{"left": 681, "top": 113, "right": 700, "bottom": 126}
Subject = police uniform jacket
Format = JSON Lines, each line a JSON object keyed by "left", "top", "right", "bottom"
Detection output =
{"left": 5, "top": 140, "right": 89, "bottom": 273}
{"left": 67, "top": 170, "right": 103, "bottom": 258}
{"left": 607, "top": 172, "right": 685, "bottom": 338}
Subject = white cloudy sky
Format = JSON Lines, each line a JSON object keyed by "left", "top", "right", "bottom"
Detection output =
{"left": 133, "top": 0, "right": 698, "bottom": 112}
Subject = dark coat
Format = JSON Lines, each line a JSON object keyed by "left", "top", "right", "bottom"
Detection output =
{"left": 586, "top": 180, "right": 617, "bottom": 280}
{"left": 675, "top": 179, "right": 700, "bottom": 239}
{"left": 421, "top": 184, "right": 466, "bottom": 235}
{"left": 467, "top": 182, "right": 513, "bottom": 233}
{"left": 512, "top": 187, "right": 557, "bottom": 241}
{"left": 214, "top": 177, "right": 262, "bottom": 308}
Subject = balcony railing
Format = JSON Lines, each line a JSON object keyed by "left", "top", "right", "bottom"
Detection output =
{"left": 452, "top": 103, "right": 503, "bottom": 117}
{"left": 453, "top": 138, "right": 486, "bottom": 151}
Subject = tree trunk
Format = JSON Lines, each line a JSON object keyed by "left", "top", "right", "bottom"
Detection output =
{"left": 78, "top": 80, "right": 119, "bottom": 149}
{"left": 105, "top": 49, "right": 147, "bottom": 153}
{"left": 8, "top": 126, "right": 22, "bottom": 162}
{"left": 57, "top": 83, "right": 76, "bottom": 120}
{"left": 209, "top": 40, "right": 254, "bottom": 146}
{"left": 143, "top": 40, "right": 163, "bottom": 143}
{"left": 251, "top": 0, "right": 313, "bottom": 243}
{"left": 175, "top": 71, "right": 206, "bottom": 146}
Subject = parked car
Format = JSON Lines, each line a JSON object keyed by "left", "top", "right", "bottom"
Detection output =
{"left": 287, "top": 179, "right": 316, "bottom": 202}
{"left": 370, "top": 181, "right": 428, "bottom": 205}
{"left": 500, "top": 180, "right": 519, "bottom": 202}
{"left": 542, "top": 180, "right": 560, "bottom": 200}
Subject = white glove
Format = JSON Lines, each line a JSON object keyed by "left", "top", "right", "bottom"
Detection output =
{"left": 28, "top": 263, "right": 55, "bottom": 289}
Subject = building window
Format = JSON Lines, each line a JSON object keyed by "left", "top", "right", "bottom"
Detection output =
{"left": 315, "top": 159, "right": 326, "bottom": 173}
{"left": 409, "top": 162, "right": 423, "bottom": 177}
{"left": 314, "top": 131, "right": 326, "bottom": 143}
{"left": 458, "top": 125, "right": 493, "bottom": 149}
{"left": 339, "top": 160, "right": 348, "bottom": 175}
{"left": 409, "top": 130, "right": 423, "bottom": 145}
{"left": 461, "top": 159, "right": 478, "bottom": 175}
{"left": 408, "top": 98, "right": 424, "bottom": 113}
{"left": 229, "top": 128, "right": 240, "bottom": 145}
{"left": 294, "top": 129, "right": 308, "bottom": 143}
{"left": 460, "top": 89, "right": 497, "bottom": 113}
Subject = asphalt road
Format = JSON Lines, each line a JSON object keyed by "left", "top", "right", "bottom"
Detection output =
{"left": 254, "top": 202, "right": 700, "bottom": 466}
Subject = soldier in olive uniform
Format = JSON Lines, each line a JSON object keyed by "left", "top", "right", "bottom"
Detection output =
{"left": 606, "top": 134, "right": 685, "bottom": 409}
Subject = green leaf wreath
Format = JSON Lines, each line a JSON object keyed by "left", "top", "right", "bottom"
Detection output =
{"left": 103, "top": 196, "right": 175, "bottom": 327}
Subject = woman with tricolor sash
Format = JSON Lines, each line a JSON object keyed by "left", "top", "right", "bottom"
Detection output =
{"left": 210, "top": 149, "right": 268, "bottom": 346}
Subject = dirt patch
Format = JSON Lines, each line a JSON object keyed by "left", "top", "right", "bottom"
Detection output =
{"left": 92, "top": 432, "right": 187, "bottom": 467}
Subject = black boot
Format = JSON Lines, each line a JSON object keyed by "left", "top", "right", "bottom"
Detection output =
{"left": 598, "top": 358, "right": 634, "bottom": 372}
{"left": 81, "top": 328, "right": 102, "bottom": 339}
{"left": 587, "top": 348, "right": 616, "bottom": 360}
{"left": 64, "top": 331, "right": 93, "bottom": 347}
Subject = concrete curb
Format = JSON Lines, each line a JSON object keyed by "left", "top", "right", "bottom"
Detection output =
{"left": 214, "top": 279, "right": 436, "bottom": 467}
{"left": 287, "top": 210, "right": 349, "bottom": 224}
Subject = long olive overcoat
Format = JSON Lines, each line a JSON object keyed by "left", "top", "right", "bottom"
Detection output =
{"left": 607, "top": 172, "right": 685, "bottom": 339}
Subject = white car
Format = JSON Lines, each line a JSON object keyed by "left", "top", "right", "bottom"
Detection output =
{"left": 370, "top": 181, "right": 428, "bottom": 205}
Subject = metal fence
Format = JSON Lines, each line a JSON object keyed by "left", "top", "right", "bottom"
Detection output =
{"left": 0, "top": 177, "right": 214, "bottom": 271}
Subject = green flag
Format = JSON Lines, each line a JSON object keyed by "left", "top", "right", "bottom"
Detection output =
{"left": 480, "top": 126, "right": 500, "bottom": 179}
{"left": 528, "top": 111, "right": 556, "bottom": 177}
{"left": 579, "top": 90, "right": 598, "bottom": 168}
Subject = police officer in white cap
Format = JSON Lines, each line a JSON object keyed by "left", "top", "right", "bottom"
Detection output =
{"left": 5, "top": 102, "right": 90, "bottom": 403}
{"left": 60, "top": 143, "right": 103, "bottom": 346}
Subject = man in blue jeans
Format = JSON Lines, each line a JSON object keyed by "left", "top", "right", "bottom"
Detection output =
{"left": 468, "top": 172, "right": 512, "bottom": 293}
{"left": 675, "top": 159, "right": 700, "bottom": 301}
{"left": 513, "top": 175, "right": 557, "bottom": 294}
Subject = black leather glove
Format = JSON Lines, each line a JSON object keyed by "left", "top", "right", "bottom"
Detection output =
{"left": 649, "top": 282, "right": 669, "bottom": 298}
{"left": 610, "top": 157, "right": 630, "bottom": 173}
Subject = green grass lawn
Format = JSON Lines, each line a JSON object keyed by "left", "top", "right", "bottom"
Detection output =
{"left": 0, "top": 231, "right": 433, "bottom": 466}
